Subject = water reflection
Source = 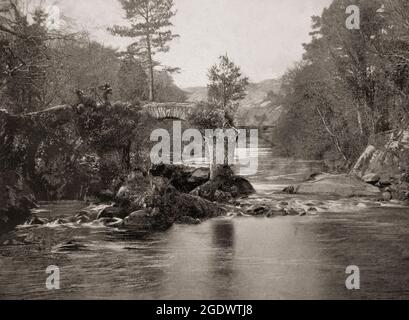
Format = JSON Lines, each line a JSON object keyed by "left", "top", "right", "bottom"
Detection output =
{"left": 212, "top": 220, "right": 235, "bottom": 249}
{"left": 210, "top": 220, "right": 236, "bottom": 298}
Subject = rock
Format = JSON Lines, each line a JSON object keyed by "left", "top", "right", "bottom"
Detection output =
{"left": 114, "top": 172, "right": 152, "bottom": 212}
{"left": 230, "top": 186, "right": 240, "bottom": 198}
{"left": 214, "top": 190, "right": 233, "bottom": 203}
{"left": 115, "top": 174, "right": 227, "bottom": 231}
{"left": 97, "top": 206, "right": 128, "bottom": 219}
{"left": 284, "top": 208, "right": 300, "bottom": 216}
{"left": 74, "top": 214, "right": 92, "bottom": 223}
{"left": 307, "top": 210, "right": 318, "bottom": 216}
{"left": 123, "top": 210, "right": 152, "bottom": 230}
{"left": 161, "top": 189, "right": 226, "bottom": 220}
{"left": 266, "top": 208, "right": 281, "bottom": 218}
{"left": 245, "top": 206, "right": 267, "bottom": 216}
{"left": 362, "top": 173, "right": 381, "bottom": 185}
{"left": 245, "top": 205, "right": 285, "bottom": 217}
{"left": 26, "top": 216, "right": 47, "bottom": 226}
{"left": 189, "top": 168, "right": 210, "bottom": 182}
{"left": 98, "top": 217, "right": 124, "bottom": 227}
{"left": 77, "top": 204, "right": 113, "bottom": 221}
{"left": 382, "top": 191, "right": 393, "bottom": 201}
{"left": 228, "top": 211, "right": 247, "bottom": 218}
{"left": 150, "top": 164, "right": 209, "bottom": 193}
{"left": 190, "top": 168, "right": 255, "bottom": 202}
{"left": 283, "top": 186, "right": 296, "bottom": 194}
{"left": 352, "top": 131, "right": 409, "bottom": 200}
{"left": 176, "top": 216, "right": 201, "bottom": 225}
{"left": 376, "top": 179, "right": 392, "bottom": 188}
{"left": 292, "top": 174, "right": 381, "bottom": 198}
{"left": 54, "top": 218, "right": 68, "bottom": 225}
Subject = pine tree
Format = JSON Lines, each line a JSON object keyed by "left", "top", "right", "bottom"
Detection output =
{"left": 110, "top": 0, "right": 179, "bottom": 102}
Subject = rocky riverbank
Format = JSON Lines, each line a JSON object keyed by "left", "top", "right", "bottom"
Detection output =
{"left": 22, "top": 165, "right": 256, "bottom": 232}
{"left": 352, "top": 130, "right": 409, "bottom": 201}
{"left": 0, "top": 171, "right": 37, "bottom": 235}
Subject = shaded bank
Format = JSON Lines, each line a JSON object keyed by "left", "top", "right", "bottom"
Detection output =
{"left": 0, "top": 171, "right": 36, "bottom": 234}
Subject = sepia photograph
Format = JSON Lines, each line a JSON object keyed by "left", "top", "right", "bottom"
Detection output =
{"left": 1, "top": 0, "right": 409, "bottom": 304}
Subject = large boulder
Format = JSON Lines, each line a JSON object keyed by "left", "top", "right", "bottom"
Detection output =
{"left": 120, "top": 188, "right": 226, "bottom": 231}
{"left": 0, "top": 171, "right": 36, "bottom": 234}
{"left": 76, "top": 204, "right": 113, "bottom": 221}
{"left": 352, "top": 130, "right": 409, "bottom": 199}
{"left": 362, "top": 173, "right": 381, "bottom": 185}
{"left": 112, "top": 172, "right": 226, "bottom": 231}
{"left": 190, "top": 166, "right": 255, "bottom": 202}
{"left": 123, "top": 210, "right": 153, "bottom": 230}
{"left": 150, "top": 164, "right": 209, "bottom": 193}
{"left": 352, "top": 131, "right": 409, "bottom": 179}
{"left": 288, "top": 173, "right": 381, "bottom": 198}
{"left": 115, "top": 171, "right": 153, "bottom": 212}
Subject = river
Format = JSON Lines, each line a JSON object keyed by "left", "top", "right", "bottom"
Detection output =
{"left": 1, "top": 149, "right": 409, "bottom": 300}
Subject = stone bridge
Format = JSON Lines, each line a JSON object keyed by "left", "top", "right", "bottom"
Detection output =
{"left": 142, "top": 102, "right": 197, "bottom": 121}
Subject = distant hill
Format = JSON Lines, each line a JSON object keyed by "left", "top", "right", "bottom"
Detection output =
{"left": 184, "top": 78, "right": 283, "bottom": 127}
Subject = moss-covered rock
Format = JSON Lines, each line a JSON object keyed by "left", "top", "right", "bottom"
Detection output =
{"left": 190, "top": 166, "right": 255, "bottom": 202}
{"left": 150, "top": 164, "right": 210, "bottom": 193}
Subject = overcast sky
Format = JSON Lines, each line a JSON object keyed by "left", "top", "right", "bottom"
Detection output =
{"left": 51, "top": 0, "right": 333, "bottom": 88}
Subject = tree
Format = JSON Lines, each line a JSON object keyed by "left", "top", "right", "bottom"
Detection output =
{"left": 110, "top": 0, "right": 179, "bottom": 102}
{"left": 154, "top": 70, "right": 186, "bottom": 102}
{"left": 304, "top": 0, "right": 387, "bottom": 137}
{"left": 0, "top": 0, "right": 77, "bottom": 112}
{"left": 0, "top": 3, "right": 49, "bottom": 113}
{"left": 118, "top": 55, "right": 148, "bottom": 103}
{"left": 207, "top": 54, "right": 249, "bottom": 113}
{"left": 198, "top": 56, "right": 249, "bottom": 179}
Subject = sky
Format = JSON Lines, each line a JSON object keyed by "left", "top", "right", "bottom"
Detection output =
{"left": 47, "top": 0, "right": 333, "bottom": 88}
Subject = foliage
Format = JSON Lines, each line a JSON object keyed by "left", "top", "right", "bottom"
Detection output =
{"left": 208, "top": 54, "right": 249, "bottom": 110}
{"left": 187, "top": 101, "right": 225, "bottom": 130}
{"left": 110, "top": 0, "right": 179, "bottom": 101}
{"left": 118, "top": 55, "right": 148, "bottom": 103}
{"left": 273, "top": 0, "right": 409, "bottom": 170}
{"left": 0, "top": 3, "right": 50, "bottom": 113}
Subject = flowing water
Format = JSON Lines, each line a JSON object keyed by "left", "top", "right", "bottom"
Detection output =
{"left": 1, "top": 149, "right": 409, "bottom": 300}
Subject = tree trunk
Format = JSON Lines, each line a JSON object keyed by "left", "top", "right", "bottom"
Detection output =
{"left": 121, "top": 140, "right": 132, "bottom": 170}
{"left": 207, "top": 131, "right": 236, "bottom": 180}
{"left": 146, "top": 35, "right": 155, "bottom": 102}
{"left": 316, "top": 107, "right": 348, "bottom": 163}
{"left": 24, "top": 138, "right": 42, "bottom": 185}
{"left": 356, "top": 107, "right": 364, "bottom": 136}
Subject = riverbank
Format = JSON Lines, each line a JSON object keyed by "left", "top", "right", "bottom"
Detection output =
{"left": 0, "top": 171, "right": 37, "bottom": 235}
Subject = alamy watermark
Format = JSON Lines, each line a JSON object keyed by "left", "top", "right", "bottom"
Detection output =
{"left": 150, "top": 121, "right": 259, "bottom": 175}
{"left": 345, "top": 265, "right": 360, "bottom": 290}
{"left": 46, "top": 265, "right": 60, "bottom": 290}
{"left": 346, "top": 5, "right": 360, "bottom": 30}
